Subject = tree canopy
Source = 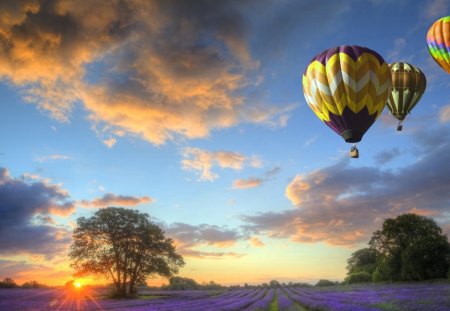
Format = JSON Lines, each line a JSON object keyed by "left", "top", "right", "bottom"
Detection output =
{"left": 69, "top": 207, "right": 184, "bottom": 297}
{"left": 346, "top": 213, "right": 450, "bottom": 283}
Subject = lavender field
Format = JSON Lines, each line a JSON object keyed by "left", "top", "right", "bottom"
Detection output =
{"left": 0, "top": 282, "right": 449, "bottom": 311}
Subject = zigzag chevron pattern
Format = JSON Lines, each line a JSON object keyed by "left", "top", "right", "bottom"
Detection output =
{"left": 386, "top": 62, "right": 426, "bottom": 121}
{"left": 302, "top": 47, "right": 391, "bottom": 123}
{"left": 427, "top": 16, "right": 450, "bottom": 74}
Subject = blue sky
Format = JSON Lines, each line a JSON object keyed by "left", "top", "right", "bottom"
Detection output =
{"left": 1, "top": 0, "right": 450, "bottom": 286}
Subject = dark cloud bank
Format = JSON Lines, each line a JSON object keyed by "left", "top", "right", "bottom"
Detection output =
{"left": 0, "top": 168, "right": 74, "bottom": 258}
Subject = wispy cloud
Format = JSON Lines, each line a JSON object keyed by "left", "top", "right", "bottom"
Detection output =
{"left": 304, "top": 136, "right": 318, "bottom": 147}
{"left": 440, "top": 104, "right": 450, "bottom": 123}
{"left": 102, "top": 138, "right": 117, "bottom": 148}
{"left": 34, "top": 154, "right": 72, "bottom": 163}
{"left": 181, "top": 147, "right": 262, "bottom": 181}
{"left": 387, "top": 37, "right": 408, "bottom": 62}
{"left": 424, "top": 0, "right": 450, "bottom": 21}
{"left": 79, "top": 193, "right": 152, "bottom": 208}
{"left": 249, "top": 237, "right": 265, "bottom": 247}
{"left": 163, "top": 222, "right": 245, "bottom": 259}
{"left": 232, "top": 166, "right": 281, "bottom": 189}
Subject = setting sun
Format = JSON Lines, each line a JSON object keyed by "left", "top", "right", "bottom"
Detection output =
{"left": 74, "top": 281, "right": 82, "bottom": 289}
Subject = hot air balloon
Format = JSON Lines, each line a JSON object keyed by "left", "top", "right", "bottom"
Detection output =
{"left": 386, "top": 62, "right": 426, "bottom": 131}
{"left": 302, "top": 45, "right": 391, "bottom": 158}
{"left": 427, "top": 16, "right": 450, "bottom": 74}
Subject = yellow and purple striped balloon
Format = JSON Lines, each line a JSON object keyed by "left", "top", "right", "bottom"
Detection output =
{"left": 427, "top": 16, "right": 450, "bottom": 74}
{"left": 302, "top": 45, "right": 391, "bottom": 143}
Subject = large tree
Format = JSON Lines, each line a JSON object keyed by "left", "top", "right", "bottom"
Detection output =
{"left": 69, "top": 207, "right": 184, "bottom": 297}
{"left": 369, "top": 213, "right": 450, "bottom": 281}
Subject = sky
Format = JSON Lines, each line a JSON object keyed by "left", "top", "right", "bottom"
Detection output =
{"left": 1, "top": 0, "right": 450, "bottom": 287}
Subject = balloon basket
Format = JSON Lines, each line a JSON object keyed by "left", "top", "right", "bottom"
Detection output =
{"left": 350, "top": 145, "right": 359, "bottom": 159}
{"left": 397, "top": 124, "right": 403, "bottom": 131}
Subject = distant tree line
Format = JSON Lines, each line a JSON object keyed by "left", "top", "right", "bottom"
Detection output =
{"left": 161, "top": 276, "right": 224, "bottom": 290}
{"left": 0, "top": 278, "right": 49, "bottom": 289}
{"left": 345, "top": 213, "right": 450, "bottom": 284}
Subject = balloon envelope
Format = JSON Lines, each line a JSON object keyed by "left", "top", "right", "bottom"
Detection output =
{"left": 302, "top": 45, "right": 391, "bottom": 143}
{"left": 427, "top": 16, "right": 450, "bottom": 74}
{"left": 386, "top": 62, "right": 426, "bottom": 122}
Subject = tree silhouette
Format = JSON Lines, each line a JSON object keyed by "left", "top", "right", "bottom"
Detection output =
{"left": 69, "top": 207, "right": 184, "bottom": 297}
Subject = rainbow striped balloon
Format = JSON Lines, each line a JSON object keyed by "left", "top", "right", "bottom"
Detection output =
{"left": 302, "top": 45, "right": 391, "bottom": 143}
{"left": 427, "top": 16, "right": 450, "bottom": 74}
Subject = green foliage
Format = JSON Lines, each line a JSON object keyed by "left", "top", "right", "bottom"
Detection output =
{"left": 161, "top": 277, "right": 224, "bottom": 290}
{"left": 269, "top": 280, "right": 280, "bottom": 288}
{"left": 268, "top": 287, "right": 278, "bottom": 311}
{"left": 69, "top": 207, "right": 184, "bottom": 298}
{"left": 315, "top": 279, "right": 337, "bottom": 287}
{"left": 345, "top": 271, "right": 372, "bottom": 284}
{"left": 369, "top": 213, "right": 450, "bottom": 282}
{"left": 346, "top": 248, "right": 379, "bottom": 276}
{"left": 400, "top": 235, "right": 450, "bottom": 281}
{"left": 163, "top": 276, "right": 199, "bottom": 290}
{"left": 201, "top": 280, "right": 224, "bottom": 290}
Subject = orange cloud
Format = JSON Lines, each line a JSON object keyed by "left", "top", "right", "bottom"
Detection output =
{"left": 285, "top": 175, "right": 311, "bottom": 206}
{"left": 0, "top": 1, "right": 293, "bottom": 146}
{"left": 233, "top": 178, "right": 263, "bottom": 189}
{"left": 249, "top": 237, "right": 265, "bottom": 247}
{"left": 80, "top": 193, "right": 153, "bottom": 208}
{"left": 181, "top": 147, "right": 262, "bottom": 181}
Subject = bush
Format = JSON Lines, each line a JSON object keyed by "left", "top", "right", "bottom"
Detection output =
{"left": 345, "top": 272, "right": 372, "bottom": 284}
{"left": 0, "top": 278, "right": 17, "bottom": 288}
{"left": 315, "top": 279, "right": 337, "bottom": 287}
{"left": 372, "top": 262, "right": 392, "bottom": 282}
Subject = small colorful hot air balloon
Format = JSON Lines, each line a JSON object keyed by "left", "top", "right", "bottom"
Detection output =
{"left": 427, "top": 16, "right": 450, "bottom": 74}
{"left": 386, "top": 62, "right": 426, "bottom": 131}
{"left": 302, "top": 45, "right": 391, "bottom": 158}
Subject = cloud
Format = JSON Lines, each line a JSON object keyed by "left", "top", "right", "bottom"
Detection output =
{"left": 233, "top": 177, "right": 263, "bottom": 189}
{"left": 0, "top": 0, "right": 291, "bottom": 145}
{"left": 102, "top": 138, "right": 117, "bottom": 148}
{"left": 34, "top": 154, "right": 72, "bottom": 163}
{"left": 163, "top": 222, "right": 245, "bottom": 259}
{"left": 387, "top": 38, "right": 407, "bottom": 62}
{"left": 79, "top": 193, "right": 152, "bottom": 208}
{"left": 375, "top": 148, "right": 402, "bottom": 165}
{"left": 440, "top": 104, "right": 450, "bottom": 123}
{"left": 304, "top": 136, "right": 317, "bottom": 147}
{"left": 0, "top": 167, "right": 74, "bottom": 258}
{"left": 424, "top": 0, "right": 450, "bottom": 21}
{"left": 177, "top": 250, "right": 245, "bottom": 259}
{"left": 166, "top": 223, "right": 242, "bottom": 248}
{"left": 243, "top": 129, "right": 450, "bottom": 245}
{"left": 232, "top": 166, "right": 281, "bottom": 189}
{"left": 249, "top": 237, "right": 265, "bottom": 247}
{"left": 181, "top": 147, "right": 262, "bottom": 181}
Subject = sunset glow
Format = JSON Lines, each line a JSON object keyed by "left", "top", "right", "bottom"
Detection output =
{"left": 1, "top": 0, "right": 450, "bottom": 290}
